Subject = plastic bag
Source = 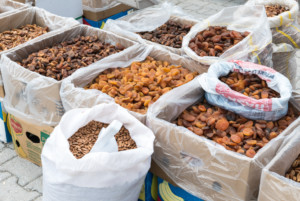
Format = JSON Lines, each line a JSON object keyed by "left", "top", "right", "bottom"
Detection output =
{"left": 60, "top": 45, "right": 209, "bottom": 124}
{"left": 42, "top": 103, "right": 154, "bottom": 201}
{"left": 182, "top": 5, "right": 273, "bottom": 66}
{"left": 199, "top": 60, "right": 292, "bottom": 121}
{"left": 0, "top": 0, "right": 28, "bottom": 18}
{"left": 272, "top": 43, "right": 297, "bottom": 83}
{"left": 104, "top": 2, "right": 199, "bottom": 55}
{"left": 0, "top": 7, "right": 79, "bottom": 98}
{"left": 146, "top": 77, "right": 300, "bottom": 201}
{"left": 246, "top": 0, "right": 300, "bottom": 48}
{"left": 82, "top": 0, "right": 119, "bottom": 12}
{"left": 1, "top": 25, "right": 137, "bottom": 126}
{"left": 258, "top": 124, "right": 300, "bottom": 201}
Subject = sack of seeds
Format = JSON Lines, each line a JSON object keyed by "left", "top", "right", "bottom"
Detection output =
{"left": 258, "top": 125, "right": 300, "bottom": 201}
{"left": 147, "top": 76, "right": 300, "bottom": 201}
{"left": 246, "top": 0, "right": 300, "bottom": 48}
{"left": 104, "top": 2, "right": 198, "bottom": 55}
{"left": 199, "top": 60, "right": 292, "bottom": 121}
{"left": 42, "top": 103, "right": 154, "bottom": 201}
{"left": 182, "top": 5, "right": 273, "bottom": 66}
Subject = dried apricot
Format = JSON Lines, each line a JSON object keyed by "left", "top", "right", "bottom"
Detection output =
{"left": 215, "top": 118, "right": 229, "bottom": 131}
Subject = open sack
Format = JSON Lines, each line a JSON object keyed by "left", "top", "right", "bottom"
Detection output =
{"left": 42, "top": 103, "right": 154, "bottom": 201}
{"left": 246, "top": 0, "right": 300, "bottom": 48}
{"left": 146, "top": 77, "right": 300, "bottom": 201}
{"left": 199, "top": 60, "right": 292, "bottom": 121}
{"left": 60, "top": 45, "right": 208, "bottom": 124}
{"left": 258, "top": 125, "right": 300, "bottom": 201}
{"left": 104, "top": 2, "right": 198, "bottom": 55}
{"left": 1, "top": 25, "right": 136, "bottom": 126}
{"left": 0, "top": 7, "right": 79, "bottom": 98}
{"left": 182, "top": 5, "right": 273, "bottom": 66}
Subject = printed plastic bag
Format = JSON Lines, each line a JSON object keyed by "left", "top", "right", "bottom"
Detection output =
{"left": 258, "top": 124, "right": 300, "bottom": 201}
{"left": 104, "top": 2, "right": 198, "bottom": 55}
{"left": 60, "top": 45, "right": 208, "bottom": 124}
{"left": 182, "top": 5, "right": 273, "bottom": 66}
{"left": 42, "top": 103, "right": 154, "bottom": 201}
{"left": 246, "top": 0, "right": 300, "bottom": 48}
{"left": 1, "top": 25, "right": 136, "bottom": 126}
{"left": 146, "top": 77, "right": 300, "bottom": 201}
{"left": 199, "top": 60, "right": 292, "bottom": 121}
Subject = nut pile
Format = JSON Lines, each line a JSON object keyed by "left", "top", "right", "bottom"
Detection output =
{"left": 138, "top": 20, "right": 192, "bottom": 48}
{"left": 0, "top": 24, "right": 48, "bottom": 52}
{"left": 285, "top": 154, "right": 300, "bottom": 182}
{"left": 18, "top": 35, "right": 125, "bottom": 81}
{"left": 189, "top": 26, "right": 250, "bottom": 57}
{"left": 220, "top": 72, "right": 280, "bottom": 99}
{"left": 85, "top": 56, "right": 198, "bottom": 114}
{"left": 68, "top": 120, "right": 137, "bottom": 159}
{"left": 175, "top": 99, "right": 298, "bottom": 158}
{"left": 265, "top": 4, "right": 290, "bottom": 17}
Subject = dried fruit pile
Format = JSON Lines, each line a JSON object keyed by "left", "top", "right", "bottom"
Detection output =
{"left": 0, "top": 24, "right": 48, "bottom": 52}
{"left": 220, "top": 72, "right": 280, "bottom": 99}
{"left": 68, "top": 120, "right": 137, "bottom": 159}
{"left": 175, "top": 99, "right": 297, "bottom": 158}
{"left": 265, "top": 4, "right": 289, "bottom": 17}
{"left": 18, "top": 35, "right": 125, "bottom": 81}
{"left": 285, "top": 154, "right": 300, "bottom": 182}
{"left": 85, "top": 56, "right": 198, "bottom": 114}
{"left": 138, "top": 20, "right": 192, "bottom": 48}
{"left": 188, "top": 26, "right": 250, "bottom": 57}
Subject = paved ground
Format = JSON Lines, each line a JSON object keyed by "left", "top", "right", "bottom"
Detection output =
{"left": 1, "top": 0, "right": 297, "bottom": 200}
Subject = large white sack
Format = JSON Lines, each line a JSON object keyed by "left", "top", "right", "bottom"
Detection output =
{"left": 42, "top": 103, "right": 154, "bottom": 201}
{"left": 199, "top": 60, "right": 292, "bottom": 121}
{"left": 182, "top": 5, "right": 273, "bottom": 66}
{"left": 1, "top": 25, "right": 136, "bottom": 126}
{"left": 104, "top": 2, "right": 199, "bottom": 55}
{"left": 0, "top": 0, "right": 28, "bottom": 18}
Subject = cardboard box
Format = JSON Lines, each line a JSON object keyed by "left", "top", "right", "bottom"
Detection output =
{"left": 83, "top": 8, "right": 134, "bottom": 29}
{"left": 8, "top": 113, "right": 54, "bottom": 166}
{"left": 138, "top": 172, "right": 158, "bottom": 201}
{"left": 258, "top": 125, "right": 300, "bottom": 201}
{"left": 0, "top": 99, "right": 11, "bottom": 143}
{"left": 83, "top": 3, "right": 132, "bottom": 21}
{"left": 157, "top": 177, "right": 204, "bottom": 201}
{"left": 147, "top": 79, "right": 300, "bottom": 201}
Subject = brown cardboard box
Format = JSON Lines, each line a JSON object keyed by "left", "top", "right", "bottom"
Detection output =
{"left": 258, "top": 125, "right": 300, "bottom": 201}
{"left": 8, "top": 113, "right": 54, "bottom": 166}
{"left": 147, "top": 79, "right": 300, "bottom": 201}
{"left": 150, "top": 160, "right": 177, "bottom": 187}
{"left": 83, "top": 3, "right": 132, "bottom": 21}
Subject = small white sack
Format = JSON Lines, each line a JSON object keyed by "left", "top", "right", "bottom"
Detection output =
{"left": 104, "top": 2, "right": 199, "bottom": 55}
{"left": 42, "top": 103, "right": 154, "bottom": 201}
{"left": 199, "top": 60, "right": 292, "bottom": 121}
{"left": 182, "top": 5, "right": 273, "bottom": 66}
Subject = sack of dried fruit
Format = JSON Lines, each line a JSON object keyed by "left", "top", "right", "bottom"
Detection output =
{"left": 258, "top": 125, "right": 300, "bottom": 201}
{"left": 42, "top": 103, "right": 154, "bottom": 201}
{"left": 146, "top": 76, "right": 300, "bottom": 201}
{"left": 199, "top": 60, "right": 292, "bottom": 121}
{"left": 1, "top": 25, "right": 136, "bottom": 126}
{"left": 246, "top": 0, "right": 300, "bottom": 48}
{"left": 0, "top": 7, "right": 79, "bottom": 98}
{"left": 103, "top": 2, "right": 198, "bottom": 55}
{"left": 60, "top": 45, "right": 208, "bottom": 124}
{"left": 182, "top": 5, "right": 273, "bottom": 66}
